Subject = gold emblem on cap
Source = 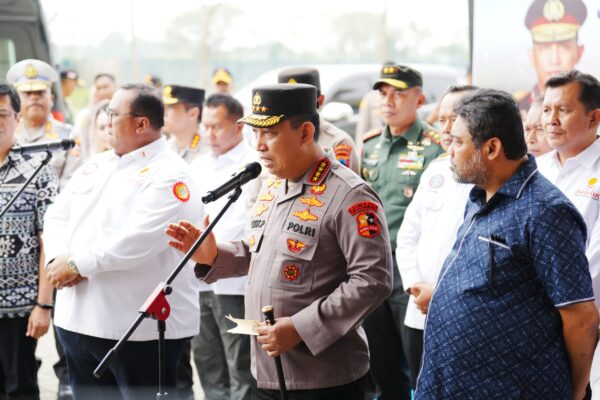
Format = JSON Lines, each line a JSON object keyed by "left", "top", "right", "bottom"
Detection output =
{"left": 164, "top": 85, "right": 173, "bottom": 98}
{"left": 287, "top": 78, "right": 298, "bottom": 84}
{"left": 383, "top": 66, "right": 397, "bottom": 74}
{"left": 253, "top": 92, "right": 262, "bottom": 105}
{"left": 24, "top": 63, "right": 38, "bottom": 79}
{"left": 543, "top": 0, "right": 565, "bottom": 21}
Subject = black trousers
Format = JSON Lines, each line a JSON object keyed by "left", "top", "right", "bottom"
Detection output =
{"left": 250, "top": 373, "right": 370, "bottom": 400}
{"left": 363, "top": 263, "right": 411, "bottom": 400}
{"left": 56, "top": 327, "right": 187, "bottom": 400}
{"left": 0, "top": 317, "right": 39, "bottom": 400}
{"left": 402, "top": 326, "right": 424, "bottom": 390}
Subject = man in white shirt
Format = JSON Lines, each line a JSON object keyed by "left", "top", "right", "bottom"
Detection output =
{"left": 190, "top": 93, "right": 255, "bottom": 400}
{"left": 44, "top": 84, "right": 203, "bottom": 400}
{"left": 395, "top": 85, "right": 476, "bottom": 390}
{"left": 536, "top": 70, "right": 600, "bottom": 396}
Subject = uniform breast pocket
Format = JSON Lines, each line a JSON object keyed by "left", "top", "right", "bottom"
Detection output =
{"left": 268, "top": 236, "right": 318, "bottom": 292}
{"left": 477, "top": 235, "right": 514, "bottom": 290}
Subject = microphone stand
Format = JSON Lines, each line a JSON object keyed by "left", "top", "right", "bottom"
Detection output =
{"left": 94, "top": 186, "right": 243, "bottom": 399}
{"left": 0, "top": 151, "right": 52, "bottom": 219}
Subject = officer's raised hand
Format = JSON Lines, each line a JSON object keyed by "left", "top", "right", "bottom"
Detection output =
{"left": 166, "top": 215, "right": 218, "bottom": 265}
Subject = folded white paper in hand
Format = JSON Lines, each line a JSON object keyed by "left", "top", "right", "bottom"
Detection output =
{"left": 226, "top": 314, "right": 260, "bottom": 335}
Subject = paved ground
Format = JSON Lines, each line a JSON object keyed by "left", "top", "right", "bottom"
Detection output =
{"left": 36, "top": 325, "right": 204, "bottom": 400}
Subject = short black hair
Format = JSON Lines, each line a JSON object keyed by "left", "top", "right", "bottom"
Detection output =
{"left": 205, "top": 93, "right": 244, "bottom": 121}
{"left": 455, "top": 89, "right": 527, "bottom": 160}
{"left": 288, "top": 113, "right": 320, "bottom": 141}
{"left": 0, "top": 83, "right": 20, "bottom": 113}
{"left": 94, "top": 73, "right": 116, "bottom": 83}
{"left": 446, "top": 84, "right": 479, "bottom": 95}
{"left": 121, "top": 83, "right": 164, "bottom": 130}
{"left": 545, "top": 70, "right": 600, "bottom": 112}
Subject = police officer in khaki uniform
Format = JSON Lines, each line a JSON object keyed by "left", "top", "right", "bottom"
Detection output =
{"left": 361, "top": 64, "right": 443, "bottom": 400}
{"left": 6, "top": 59, "right": 76, "bottom": 190}
{"left": 515, "top": 0, "right": 587, "bottom": 111}
{"left": 278, "top": 67, "right": 360, "bottom": 175}
{"left": 167, "top": 83, "right": 393, "bottom": 399}
{"left": 163, "top": 84, "right": 208, "bottom": 163}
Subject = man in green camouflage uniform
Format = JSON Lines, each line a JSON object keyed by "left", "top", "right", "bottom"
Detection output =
{"left": 361, "top": 64, "right": 443, "bottom": 400}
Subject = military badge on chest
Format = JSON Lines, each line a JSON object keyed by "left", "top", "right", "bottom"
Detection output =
{"left": 398, "top": 143, "right": 425, "bottom": 170}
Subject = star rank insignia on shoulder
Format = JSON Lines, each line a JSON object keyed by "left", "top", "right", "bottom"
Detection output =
{"left": 308, "top": 158, "right": 332, "bottom": 184}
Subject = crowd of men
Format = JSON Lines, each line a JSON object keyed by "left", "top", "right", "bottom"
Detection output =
{"left": 1, "top": 3, "right": 600, "bottom": 399}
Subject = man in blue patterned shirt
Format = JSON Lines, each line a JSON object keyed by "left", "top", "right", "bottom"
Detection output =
{"left": 416, "top": 89, "right": 599, "bottom": 399}
{"left": 0, "top": 84, "right": 58, "bottom": 399}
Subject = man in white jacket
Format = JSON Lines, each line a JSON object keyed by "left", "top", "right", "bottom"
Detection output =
{"left": 44, "top": 84, "right": 203, "bottom": 400}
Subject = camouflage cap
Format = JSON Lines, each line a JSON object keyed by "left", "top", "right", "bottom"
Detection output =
{"left": 373, "top": 64, "right": 423, "bottom": 91}
{"left": 239, "top": 83, "right": 317, "bottom": 128}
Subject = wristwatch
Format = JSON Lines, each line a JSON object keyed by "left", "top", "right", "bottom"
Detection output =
{"left": 67, "top": 258, "right": 79, "bottom": 274}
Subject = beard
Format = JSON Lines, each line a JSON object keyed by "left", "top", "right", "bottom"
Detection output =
{"left": 452, "top": 150, "right": 488, "bottom": 186}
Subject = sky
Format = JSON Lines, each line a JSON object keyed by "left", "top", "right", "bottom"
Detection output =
{"left": 41, "top": 0, "right": 469, "bottom": 52}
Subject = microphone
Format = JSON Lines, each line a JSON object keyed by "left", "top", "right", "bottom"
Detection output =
{"left": 11, "top": 139, "right": 76, "bottom": 155}
{"left": 202, "top": 162, "right": 262, "bottom": 204}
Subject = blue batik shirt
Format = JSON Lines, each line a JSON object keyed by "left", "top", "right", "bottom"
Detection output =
{"left": 416, "top": 156, "right": 594, "bottom": 399}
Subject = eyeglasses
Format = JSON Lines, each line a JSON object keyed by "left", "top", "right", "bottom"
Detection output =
{"left": 0, "top": 110, "right": 17, "bottom": 120}
{"left": 106, "top": 107, "right": 143, "bottom": 124}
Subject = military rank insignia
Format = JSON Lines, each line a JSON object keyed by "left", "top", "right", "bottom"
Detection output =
{"left": 287, "top": 239, "right": 307, "bottom": 254}
{"left": 348, "top": 201, "right": 380, "bottom": 238}
{"left": 281, "top": 264, "right": 301, "bottom": 283}
{"left": 334, "top": 144, "right": 352, "bottom": 168}
{"left": 309, "top": 158, "right": 331, "bottom": 184}
{"left": 172, "top": 182, "right": 190, "bottom": 202}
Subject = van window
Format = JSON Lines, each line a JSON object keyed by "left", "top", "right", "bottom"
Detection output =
{"left": 0, "top": 38, "right": 16, "bottom": 79}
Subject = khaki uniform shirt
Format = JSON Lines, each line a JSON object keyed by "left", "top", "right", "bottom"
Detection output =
{"left": 15, "top": 116, "right": 76, "bottom": 190}
{"left": 200, "top": 151, "right": 393, "bottom": 390}
{"left": 361, "top": 119, "right": 444, "bottom": 249}
{"left": 317, "top": 117, "right": 360, "bottom": 175}
{"left": 167, "top": 133, "right": 207, "bottom": 164}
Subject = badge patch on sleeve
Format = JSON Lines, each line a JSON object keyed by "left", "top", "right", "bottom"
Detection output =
{"left": 334, "top": 144, "right": 352, "bottom": 168}
{"left": 355, "top": 212, "right": 381, "bottom": 238}
{"left": 172, "top": 182, "right": 190, "bottom": 202}
{"left": 281, "top": 264, "right": 301, "bottom": 283}
{"left": 348, "top": 201, "right": 380, "bottom": 238}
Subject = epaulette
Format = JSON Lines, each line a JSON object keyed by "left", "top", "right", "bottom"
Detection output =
{"left": 422, "top": 129, "right": 441, "bottom": 145}
{"left": 362, "top": 129, "right": 382, "bottom": 143}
